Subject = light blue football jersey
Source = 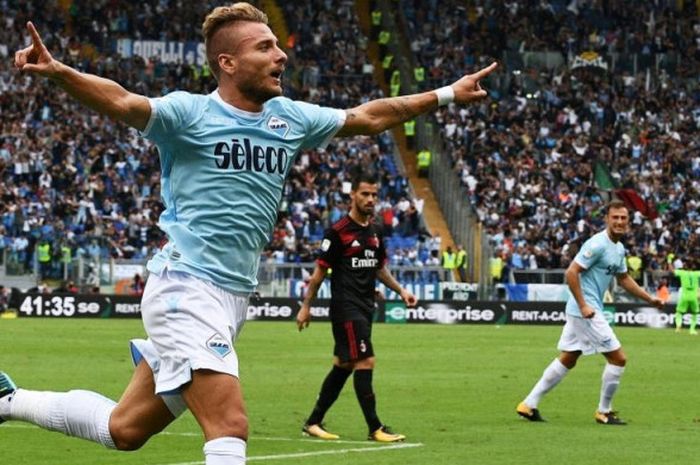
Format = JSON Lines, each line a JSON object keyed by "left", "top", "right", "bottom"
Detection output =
{"left": 565, "top": 230, "right": 627, "bottom": 317}
{"left": 142, "top": 90, "right": 345, "bottom": 293}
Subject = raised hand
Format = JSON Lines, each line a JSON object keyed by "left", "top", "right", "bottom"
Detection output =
{"left": 451, "top": 62, "right": 498, "bottom": 104}
{"left": 14, "top": 22, "right": 60, "bottom": 77}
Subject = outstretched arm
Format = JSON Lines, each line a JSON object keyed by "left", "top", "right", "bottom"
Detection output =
{"left": 15, "top": 22, "right": 151, "bottom": 131}
{"left": 337, "top": 62, "right": 497, "bottom": 136}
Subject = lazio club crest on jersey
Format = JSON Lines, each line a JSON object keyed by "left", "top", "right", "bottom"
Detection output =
{"left": 267, "top": 116, "right": 290, "bottom": 138}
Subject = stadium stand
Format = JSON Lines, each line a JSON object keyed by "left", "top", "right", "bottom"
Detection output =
{"left": 398, "top": 0, "right": 700, "bottom": 279}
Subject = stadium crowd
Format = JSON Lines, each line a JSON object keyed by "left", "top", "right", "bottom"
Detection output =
{"left": 1, "top": 0, "right": 698, "bottom": 286}
{"left": 0, "top": 0, "right": 432, "bottom": 281}
{"left": 399, "top": 0, "right": 700, "bottom": 275}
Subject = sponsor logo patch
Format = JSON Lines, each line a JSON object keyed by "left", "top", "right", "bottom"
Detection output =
{"left": 207, "top": 334, "right": 232, "bottom": 358}
{"left": 351, "top": 240, "right": 361, "bottom": 247}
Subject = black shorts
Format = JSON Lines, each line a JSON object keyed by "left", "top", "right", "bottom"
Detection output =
{"left": 332, "top": 319, "right": 374, "bottom": 363}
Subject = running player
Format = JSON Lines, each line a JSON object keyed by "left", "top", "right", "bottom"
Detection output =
{"left": 516, "top": 200, "right": 664, "bottom": 425}
{"left": 2, "top": 3, "right": 496, "bottom": 464}
{"left": 296, "top": 170, "right": 417, "bottom": 442}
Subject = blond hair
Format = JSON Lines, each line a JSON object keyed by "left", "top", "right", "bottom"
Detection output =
{"left": 202, "top": 2, "right": 269, "bottom": 80}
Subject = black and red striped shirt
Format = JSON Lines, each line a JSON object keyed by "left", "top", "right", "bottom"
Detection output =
{"left": 317, "top": 215, "right": 386, "bottom": 322}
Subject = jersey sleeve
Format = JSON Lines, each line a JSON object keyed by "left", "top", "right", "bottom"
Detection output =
{"left": 292, "top": 100, "right": 346, "bottom": 150}
{"left": 574, "top": 241, "right": 602, "bottom": 270}
{"left": 141, "top": 91, "right": 199, "bottom": 143}
{"left": 317, "top": 228, "right": 340, "bottom": 269}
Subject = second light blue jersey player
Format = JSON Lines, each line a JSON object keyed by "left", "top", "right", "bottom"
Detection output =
{"left": 565, "top": 230, "right": 627, "bottom": 317}
{"left": 142, "top": 90, "right": 345, "bottom": 293}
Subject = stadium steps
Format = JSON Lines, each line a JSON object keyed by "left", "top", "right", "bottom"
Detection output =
{"left": 354, "top": 0, "right": 458, "bottom": 273}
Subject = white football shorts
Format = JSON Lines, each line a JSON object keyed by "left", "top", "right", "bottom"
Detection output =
{"left": 130, "top": 268, "right": 249, "bottom": 395}
{"left": 557, "top": 312, "right": 621, "bottom": 355}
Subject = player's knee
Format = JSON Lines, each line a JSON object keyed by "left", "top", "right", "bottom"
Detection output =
{"left": 559, "top": 352, "right": 579, "bottom": 369}
{"left": 109, "top": 418, "right": 153, "bottom": 451}
{"left": 606, "top": 351, "right": 627, "bottom": 367}
{"left": 354, "top": 357, "right": 375, "bottom": 369}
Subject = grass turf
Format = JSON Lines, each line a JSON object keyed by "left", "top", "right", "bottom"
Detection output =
{"left": 1, "top": 318, "right": 698, "bottom": 464}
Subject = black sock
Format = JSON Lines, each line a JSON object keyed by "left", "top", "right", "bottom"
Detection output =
{"left": 306, "top": 365, "right": 352, "bottom": 425}
{"left": 353, "top": 369, "right": 382, "bottom": 433}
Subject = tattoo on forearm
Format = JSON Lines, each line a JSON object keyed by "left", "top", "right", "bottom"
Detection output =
{"left": 386, "top": 97, "right": 413, "bottom": 121}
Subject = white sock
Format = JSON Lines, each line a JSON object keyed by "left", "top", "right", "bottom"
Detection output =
{"left": 204, "top": 437, "right": 246, "bottom": 465}
{"left": 598, "top": 363, "right": 625, "bottom": 413}
{"left": 8, "top": 389, "right": 116, "bottom": 449}
{"left": 524, "top": 358, "right": 569, "bottom": 408}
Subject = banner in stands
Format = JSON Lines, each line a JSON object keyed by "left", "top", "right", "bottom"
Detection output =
{"left": 570, "top": 51, "right": 609, "bottom": 71}
{"left": 440, "top": 282, "right": 478, "bottom": 301}
{"left": 14, "top": 294, "right": 676, "bottom": 328}
{"left": 115, "top": 39, "right": 207, "bottom": 66}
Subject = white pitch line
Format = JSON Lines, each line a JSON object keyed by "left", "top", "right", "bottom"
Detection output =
{"left": 158, "top": 442, "right": 423, "bottom": 465}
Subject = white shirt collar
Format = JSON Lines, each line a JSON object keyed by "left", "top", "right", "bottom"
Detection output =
{"left": 210, "top": 89, "right": 263, "bottom": 119}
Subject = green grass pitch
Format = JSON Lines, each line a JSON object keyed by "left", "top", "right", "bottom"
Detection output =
{"left": 1, "top": 318, "right": 699, "bottom": 464}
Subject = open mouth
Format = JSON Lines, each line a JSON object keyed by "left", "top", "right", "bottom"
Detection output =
{"left": 270, "top": 69, "right": 284, "bottom": 81}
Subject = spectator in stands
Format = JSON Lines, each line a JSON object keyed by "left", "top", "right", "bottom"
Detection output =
{"left": 490, "top": 249, "right": 504, "bottom": 283}
{"left": 416, "top": 147, "right": 431, "bottom": 178}
{"left": 52, "top": 280, "right": 78, "bottom": 294}
{"left": 655, "top": 277, "right": 670, "bottom": 304}
{"left": 441, "top": 245, "right": 457, "bottom": 278}
{"left": 36, "top": 239, "right": 51, "bottom": 279}
{"left": 455, "top": 244, "right": 467, "bottom": 282}
{"left": 130, "top": 273, "right": 145, "bottom": 296}
{"left": 0, "top": 285, "right": 8, "bottom": 313}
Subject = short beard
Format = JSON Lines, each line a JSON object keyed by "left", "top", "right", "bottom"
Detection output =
{"left": 240, "top": 80, "right": 282, "bottom": 105}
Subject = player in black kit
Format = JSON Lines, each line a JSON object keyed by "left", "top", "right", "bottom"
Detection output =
{"left": 296, "top": 170, "right": 417, "bottom": 442}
